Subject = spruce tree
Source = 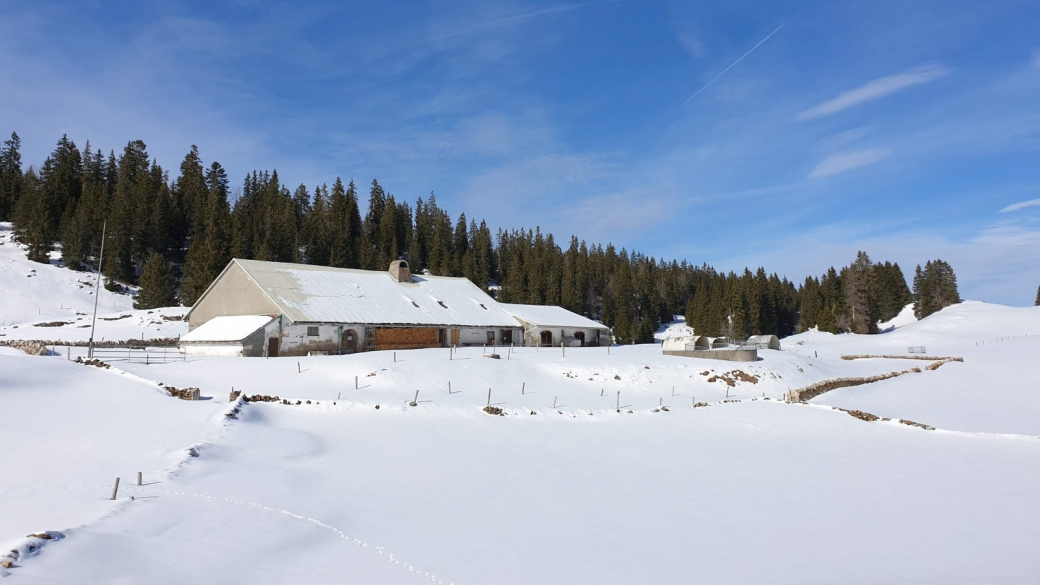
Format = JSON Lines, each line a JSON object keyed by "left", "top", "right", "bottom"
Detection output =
{"left": 172, "top": 145, "right": 207, "bottom": 250}
{"left": 106, "top": 140, "right": 151, "bottom": 283}
{"left": 135, "top": 253, "right": 177, "bottom": 309}
{"left": 305, "top": 183, "right": 331, "bottom": 266}
{"left": 13, "top": 168, "right": 53, "bottom": 263}
{"left": 377, "top": 196, "right": 399, "bottom": 266}
{"left": 1035, "top": 285, "right": 1039, "bottom": 307}
{"left": 913, "top": 260, "right": 960, "bottom": 319}
{"left": 179, "top": 163, "right": 232, "bottom": 305}
{"left": 0, "top": 132, "right": 23, "bottom": 221}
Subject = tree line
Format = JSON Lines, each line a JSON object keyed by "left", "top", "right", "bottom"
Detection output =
{"left": 0, "top": 132, "right": 964, "bottom": 340}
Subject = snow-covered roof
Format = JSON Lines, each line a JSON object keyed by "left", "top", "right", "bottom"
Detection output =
{"left": 231, "top": 259, "right": 521, "bottom": 327}
{"left": 180, "top": 315, "right": 275, "bottom": 343}
{"left": 501, "top": 303, "right": 608, "bottom": 330}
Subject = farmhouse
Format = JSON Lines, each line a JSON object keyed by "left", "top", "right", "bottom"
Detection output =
{"left": 183, "top": 259, "right": 523, "bottom": 357}
{"left": 501, "top": 303, "right": 610, "bottom": 347}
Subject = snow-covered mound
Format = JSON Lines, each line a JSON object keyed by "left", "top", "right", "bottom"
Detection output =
{"left": 0, "top": 222, "right": 188, "bottom": 342}
{"left": 654, "top": 316, "right": 694, "bottom": 341}
{"left": 878, "top": 302, "right": 917, "bottom": 332}
{"left": 787, "top": 301, "right": 1040, "bottom": 434}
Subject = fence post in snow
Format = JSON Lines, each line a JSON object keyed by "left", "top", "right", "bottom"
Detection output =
{"left": 137, "top": 472, "right": 142, "bottom": 486}
{"left": 110, "top": 477, "right": 120, "bottom": 500}
{"left": 487, "top": 388, "right": 492, "bottom": 406}
{"left": 553, "top": 396, "right": 558, "bottom": 409}
{"left": 616, "top": 391, "right": 620, "bottom": 412}
{"left": 355, "top": 375, "right": 358, "bottom": 389}
{"left": 298, "top": 361, "right": 301, "bottom": 373}
{"left": 522, "top": 382, "right": 525, "bottom": 395}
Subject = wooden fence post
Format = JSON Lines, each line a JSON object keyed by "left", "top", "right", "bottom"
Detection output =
{"left": 110, "top": 477, "right": 120, "bottom": 500}
{"left": 487, "top": 388, "right": 492, "bottom": 406}
{"left": 137, "top": 472, "right": 142, "bottom": 486}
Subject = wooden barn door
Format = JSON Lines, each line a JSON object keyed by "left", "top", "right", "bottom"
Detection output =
{"left": 267, "top": 338, "right": 280, "bottom": 357}
{"left": 451, "top": 329, "right": 460, "bottom": 346}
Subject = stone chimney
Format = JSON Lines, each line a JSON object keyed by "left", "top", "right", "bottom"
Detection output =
{"left": 389, "top": 259, "right": 411, "bottom": 283}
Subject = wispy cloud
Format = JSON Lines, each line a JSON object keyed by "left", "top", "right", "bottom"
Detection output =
{"left": 431, "top": 2, "right": 589, "bottom": 43}
{"left": 681, "top": 22, "right": 786, "bottom": 106}
{"left": 1000, "top": 198, "right": 1040, "bottom": 213}
{"left": 808, "top": 148, "right": 889, "bottom": 178}
{"left": 797, "top": 64, "right": 949, "bottom": 121}
{"left": 675, "top": 29, "right": 705, "bottom": 60}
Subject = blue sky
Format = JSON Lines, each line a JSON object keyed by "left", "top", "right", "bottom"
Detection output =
{"left": 2, "top": 1, "right": 1039, "bottom": 304}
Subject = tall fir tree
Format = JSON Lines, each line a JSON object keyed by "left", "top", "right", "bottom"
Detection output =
{"left": 913, "top": 259, "right": 960, "bottom": 319}
{"left": 13, "top": 167, "right": 53, "bottom": 263}
{"left": 135, "top": 252, "right": 177, "bottom": 309}
{"left": 0, "top": 132, "right": 23, "bottom": 221}
{"left": 179, "top": 163, "right": 232, "bottom": 306}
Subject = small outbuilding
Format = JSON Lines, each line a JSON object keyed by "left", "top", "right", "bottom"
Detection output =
{"left": 745, "top": 334, "right": 781, "bottom": 350}
{"left": 501, "top": 303, "right": 610, "bottom": 347}
{"left": 180, "top": 315, "right": 278, "bottom": 357}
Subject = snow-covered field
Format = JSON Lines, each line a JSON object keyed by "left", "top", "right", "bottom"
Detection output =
{"left": 2, "top": 239, "right": 1040, "bottom": 583}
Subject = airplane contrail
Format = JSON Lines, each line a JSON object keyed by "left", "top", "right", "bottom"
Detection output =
{"left": 681, "top": 22, "right": 787, "bottom": 107}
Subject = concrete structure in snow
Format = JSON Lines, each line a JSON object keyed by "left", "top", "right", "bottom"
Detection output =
{"left": 745, "top": 334, "right": 781, "bottom": 350}
{"left": 184, "top": 259, "right": 522, "bottom": 357}
{"left": 501, "top": 303, "right": 610, "bottom": 347}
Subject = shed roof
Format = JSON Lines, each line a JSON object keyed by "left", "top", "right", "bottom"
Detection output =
{"left": 217, "top": 259, "right": 520, "bottom": 328}
{"left": 180, "top": 315, "right": 275, "bottom": 343}
{"left": 501, "top": 303, "right": 608, "bottom": 330}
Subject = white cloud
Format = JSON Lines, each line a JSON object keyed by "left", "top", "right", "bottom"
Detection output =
{"left": 1000, "top": 198, "right": 1040, "bottom": 213}
{"left": 808, "top": 148, "right": 889, "bottom": 178}
{"left": 676, "top": 31, "right": 705, "bottom": 59}
{"left": 797, "top": 64, "right": 949, "bottom": 121}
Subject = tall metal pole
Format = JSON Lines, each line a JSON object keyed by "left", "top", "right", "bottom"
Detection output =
{"left": 88, "top": 220, "right": 106, "bottom": 359}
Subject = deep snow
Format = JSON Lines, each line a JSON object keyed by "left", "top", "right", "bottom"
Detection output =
{"left": 2, "top": 239, "right": 1040, "bottom": 583}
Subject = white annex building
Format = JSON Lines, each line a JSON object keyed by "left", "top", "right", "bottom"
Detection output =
{"left": 181, "top": 259, "right": 609, "bottom": 357}
{"left": 501, "top": 303, "right": 610, "bottom": 347}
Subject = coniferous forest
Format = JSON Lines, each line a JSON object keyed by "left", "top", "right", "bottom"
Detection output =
{"left": 0, "top": 133, "right": 964, "bottom": 341}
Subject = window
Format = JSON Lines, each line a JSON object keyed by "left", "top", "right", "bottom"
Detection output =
{"left": 307, "top": 326, "right": 319, "bottom": 337}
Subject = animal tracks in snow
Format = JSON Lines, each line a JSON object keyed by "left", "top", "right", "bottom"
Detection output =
{"left": 123, "top": 487, "right": 454, "bottom": 585}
